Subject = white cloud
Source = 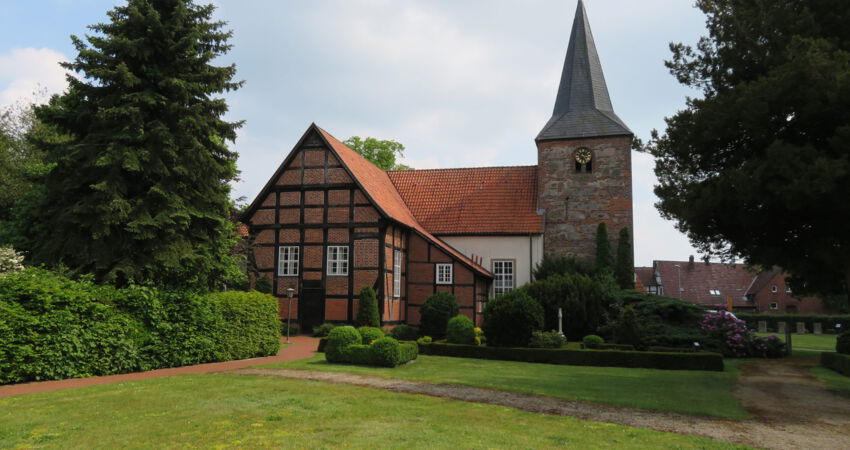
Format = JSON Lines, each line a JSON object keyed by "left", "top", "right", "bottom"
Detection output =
{"left": 0, "top": 48, "right": 70, "bottom": 107}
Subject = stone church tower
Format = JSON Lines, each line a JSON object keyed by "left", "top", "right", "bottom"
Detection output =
{"left": 536, "top": 0, "right": 634, "bottom": 259}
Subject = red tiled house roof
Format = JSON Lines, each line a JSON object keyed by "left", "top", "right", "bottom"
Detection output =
{"left": 653, "top": 260, "right": 757, "bottom": 308}
{"left": 634, "top": 267, "right": 654, "bottom": 290}
{"left": 387, "top": 166, "right": 542, "bottom": 235}
{"left": 315, "top": 127, "right": 492, "bottom": 278}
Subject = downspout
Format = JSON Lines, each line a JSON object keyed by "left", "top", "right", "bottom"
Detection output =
{"left": 529, "top": 233, "right": 533, "bottom": 282}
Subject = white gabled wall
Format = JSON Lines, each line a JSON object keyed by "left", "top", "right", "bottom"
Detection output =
{"left": 441, "top": 235, "right": 544, "bottom": 298}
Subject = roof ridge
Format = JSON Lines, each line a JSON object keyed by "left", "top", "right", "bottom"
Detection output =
{"left": 387, "top": 165, "right": 536, "bottom": 174}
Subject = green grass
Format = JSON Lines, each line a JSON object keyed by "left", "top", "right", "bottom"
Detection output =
{"left": 811, "top": 366, "right": 850, "bottom": 398}
{"left": 0, "top": 374, "right": 745, "bottom": 449}
{"left": 260, "top": 355, "right": 748, "bottom": 419}
{"left": 756, "top": 332, "right": 837, "bottom": 351}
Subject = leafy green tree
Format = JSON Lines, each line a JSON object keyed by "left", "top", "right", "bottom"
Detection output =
{"left": 356, "top": 286, "right": 381, "bottom": 327}
{"left": 647, "top": 0, "right": 850, "bottom": 301}
{"left": 29, "top": 0, "right": 244, "bottom": 289}
{"left": 614, "top": 227, "right": 634, "bottom": 289}
{"left": 343, "top": 136, "right": 412, "bottom": 170}
{"left": 595, "top": 223, "right": 613, "bottom": 273}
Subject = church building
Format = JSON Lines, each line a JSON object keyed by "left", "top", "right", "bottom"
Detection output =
{"left": 241, "top": 0, "right": 633, "bottom": 330}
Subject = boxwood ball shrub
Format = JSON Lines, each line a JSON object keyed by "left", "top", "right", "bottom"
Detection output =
{"left": 446, "top": 315, "right": 475, "bottom": 345}
{"left": 419, "top": 292, "right": 459, "bottom": 338}
{"left": 582, "top": 334, "right": 604, "bottom": 349}
{"left": 529, "top": 330, "right": 566, "bottom": 348}
{"left": 312, "top": 323, "right": 336, "bottom": 337}
{"left": 390, "top": 324, "right": 419, "bottom": 341}
{"left": 358, "top": 326, "right": 385, "bottom": 345}
{"left": 837, "top": 332, "right": 850, "bottom": 355}
{"left": 483, "top": 290, "right": 543, "bottom": 347}
{"left": 370, "top": 337, "right": 404, "bottom": 367}
{"left": 325, "top": 327, "right": 361, "bottom": 363}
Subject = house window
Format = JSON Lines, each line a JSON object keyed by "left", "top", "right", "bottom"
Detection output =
{"left": 769, "top": 302, "right": 779, "bottom": 310}
{"left": 278, "top": 246, "right": 299, "bottom": 276}
{"left": 436, "top": 263, "right": 453, "bottom": 284}
{"left": 771, "top": 285, "right": 778, "bottom": 293}
{"left": 393, "top": 250, "right": 402, "bottom": 297}
{"left": 785, "top": 286, "right": 792, "bottom": 294}
{"left": 709, "top": 289, "right": 721, "bottom": 296}
{"left": 493, "top": 260, "right": 515, "bottom": 296}
{"left": 327, "top": 245, "right": 349, "bottom": 276}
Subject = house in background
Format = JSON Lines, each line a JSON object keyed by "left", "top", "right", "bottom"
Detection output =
{"left": 240, "top": 1, "right": 635, "bottom": 329}
{"left": 636, "top": 257, "right": 834, "bottom": 314}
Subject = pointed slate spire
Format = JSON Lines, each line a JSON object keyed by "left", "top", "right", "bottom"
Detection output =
{"left": 537, "top": 0, "right": 631, "bottom": 141}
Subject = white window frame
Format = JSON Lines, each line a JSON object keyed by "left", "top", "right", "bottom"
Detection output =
{"left": 709, "top": 289, "right": 721, "bottom": 296}
{"left": 327, "top": 245, "right": 349, "bottom": 276}
{"left": 436, "top": 263, "right": 453, "bottom": 285}
{"left": 278, "top": 246, "right": 299, "bottom": 276}
{"left": 771, "top": 285, "right": 778, "bottom": 293}
{"left": 493, "top": 260, "right": 515, "bottom": 296}
{"left": 393, "top": 250, "right": 402, "bottom": 298}
{"left": 769, "top": 302, "right": 779, "bottom": 310}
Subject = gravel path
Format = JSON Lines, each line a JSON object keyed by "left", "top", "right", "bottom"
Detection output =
{"left": 233, "top": 357, "right": 850, "bottom": 450}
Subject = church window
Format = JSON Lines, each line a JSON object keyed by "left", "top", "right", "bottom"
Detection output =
{"left": 436, "top": 264, "right": 453, "bottom": 284}
{"left": 493, "top": 260, "right": 515, "bottom": 296}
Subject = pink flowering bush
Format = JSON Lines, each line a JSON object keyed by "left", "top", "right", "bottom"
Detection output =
{"left": 700, "top": 309, "right": 784, "bottom": 358}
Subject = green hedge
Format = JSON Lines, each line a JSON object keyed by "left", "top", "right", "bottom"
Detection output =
{"left": 821, "top": 352, "right": 850, "bottom": 377}
{"left": 737, "top": 313, "right": 850, "bottom": 332}
{"left": 418, "top": 342, "right": 723, "bottom": 371}
{"left": 0, "top": 268, "right": 280, "bottom": 384}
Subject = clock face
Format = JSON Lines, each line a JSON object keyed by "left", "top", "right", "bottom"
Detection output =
{"left": 575, "top": 148, "right": 592, "bottom": 164}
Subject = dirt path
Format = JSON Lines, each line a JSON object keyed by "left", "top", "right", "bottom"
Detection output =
{"left": 0, "top": 336, "right": 319, "bottom": 399}
{"left": 233, "top": 357, "right": 850, "bottom": 450}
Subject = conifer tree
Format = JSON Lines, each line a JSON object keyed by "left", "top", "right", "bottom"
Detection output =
{"left": 356, "top": 286, "right": 381, "bottom": 327}
{"left": 614, "top": 227, "right": 634, "bottom": 289}
{"left": 30, "top": 0, "right": 243, "bottom": 289}
{"left": 594, "top": 223, "right": 613, "bottom": 273}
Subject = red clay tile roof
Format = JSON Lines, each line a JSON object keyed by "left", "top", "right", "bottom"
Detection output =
{"left": 387, "top": 166, "right": 542, "bottom": 235}
{"left": 634, "top": 267, "right": 654, "bottom": 289}
{"left": 653, "top": 260, "right": 757, "bottom": 308}
{"left": 316, "top": 126, "right": 492, "bottom": 278}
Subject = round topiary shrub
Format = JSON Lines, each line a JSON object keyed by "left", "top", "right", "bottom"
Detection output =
{"left": 582, "top": 334, "right": 604, "bottom": 349}
{"left": 483, "top": 290, "right": 543, "bottom": 347}
{"left": 358, "top": 326, "right": 385, "bottom": 345}
{"left": 837, "top": 331, "right": 850, "bottom": 355}
{"left": 370, "top": 337, "right": 402, "bottom": 367}
{"left": 446, "top": 315, "right": 475, "bottom": 344}
{"left": 390, "top": 324, "right": 419, "bottom": 341}
{"left": 325, "top": 326, "right": 360, "bottom": 363}
{"left": 419, "top": 292, "right": 459, "bottom": 338}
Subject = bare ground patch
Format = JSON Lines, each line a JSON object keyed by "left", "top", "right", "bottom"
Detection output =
{"left": 232, "top": 357, "right": 850, "bottom": 449}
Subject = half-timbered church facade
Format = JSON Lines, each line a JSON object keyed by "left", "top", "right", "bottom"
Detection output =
{"left": 241, "top": 1, "right": 633, "bottom": 329}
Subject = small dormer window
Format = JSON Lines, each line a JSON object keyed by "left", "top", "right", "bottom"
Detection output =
{"left": 574, "top": 148, "right": 593, "bottom": 173}
{"left": 771, "top": 285, "right": 778, "bottom": 293}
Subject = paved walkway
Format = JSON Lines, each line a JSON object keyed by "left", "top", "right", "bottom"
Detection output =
{"left": 0, "top": 335, "right": 319, "bottom": 399}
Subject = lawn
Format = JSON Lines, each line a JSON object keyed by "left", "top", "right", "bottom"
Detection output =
{"left": 812, "top": 366, "right": 850, "bottom": 398}
{"left": 756, "top": 332, "right": 837, "bottom": 351}
{"left": 259, "top": 354, "right": 748, "bottom": 418}
{"left": 0, "top": 374, "right": 745, "bottom": 449}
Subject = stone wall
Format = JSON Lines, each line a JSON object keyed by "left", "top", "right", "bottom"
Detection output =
{"left": 536, "top": 135, "right": 633, "bottom": 260}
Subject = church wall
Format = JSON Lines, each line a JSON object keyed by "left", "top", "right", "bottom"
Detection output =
{"left": 440, "top": 235, "right": 543, "bottom": 296}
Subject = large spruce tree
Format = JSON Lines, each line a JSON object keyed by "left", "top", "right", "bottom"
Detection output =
{"left": 649, "top": 0, "right": 850, "bottom": 300}
{"left": 31, "top": 0, "right": 243, "bottom": 289}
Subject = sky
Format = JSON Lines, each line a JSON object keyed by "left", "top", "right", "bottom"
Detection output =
{"left": 0, "top": 0, "right": 709, "bottom": 266}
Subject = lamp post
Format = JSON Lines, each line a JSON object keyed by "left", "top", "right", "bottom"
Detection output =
{"left": 558, "top": 308, "right": 563, "bottom": 335}
{"left": 673, "top": 264, "right": 683, "bottom": 299}
{"left": 285, "top": 287, "right": 295, "bottom": 344}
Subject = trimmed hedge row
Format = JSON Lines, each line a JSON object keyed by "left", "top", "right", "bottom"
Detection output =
{"left": 737, "top": 314, "right": 850, "bottom": 332}
{"left": 821, "top": 352, "right": 850, "bottom": 377}
{"left": 418, "top": 342, "right": 724, "bottom": 371}
{"left": 0, "top": 268, "right": 280, "bottom": 384}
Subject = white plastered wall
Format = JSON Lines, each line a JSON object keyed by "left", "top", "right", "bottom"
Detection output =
{"left": 441, "top": 235, "right": 544, "bottom": 298}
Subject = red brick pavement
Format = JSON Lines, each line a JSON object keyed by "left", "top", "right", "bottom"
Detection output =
{"left": 0, "top": 335, "right": 319, "bottom": 399}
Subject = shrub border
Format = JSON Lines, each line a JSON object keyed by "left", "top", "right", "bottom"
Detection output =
{"left": 821, "top": 352, "right": 850, "bottom": 377}
{"left": 418, "top": 342, "right": 724, "bottom": 371}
